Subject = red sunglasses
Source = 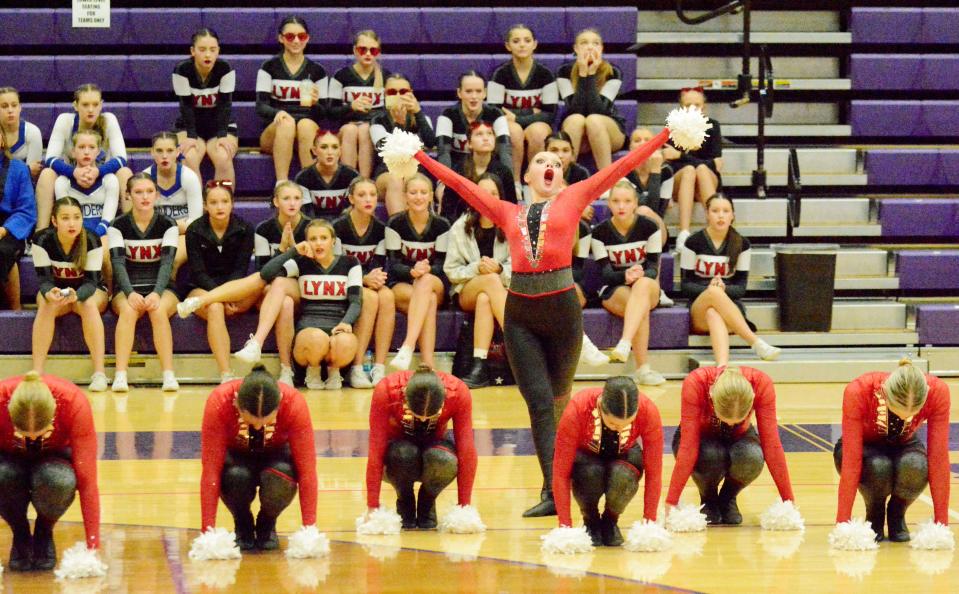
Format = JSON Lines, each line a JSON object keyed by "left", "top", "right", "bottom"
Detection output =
{"left": 356, "top": 45, "right": 381, "bottom": 57}
{"left": 385, "top": 88, "right": 412, "bottom": 96}
{"left": 282, "top": 32, "right": 310, "bottom": 43}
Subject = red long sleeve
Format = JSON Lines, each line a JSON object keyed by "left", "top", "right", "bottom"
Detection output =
{"left": 449, "top": 382, "right": 478, "bottom": 506}
{"left": 552, "top": 399, "right": 585, "bottom": 527}
{"left": 751, "top": 371, "right": 795, "bottom": 502}
{"left": 666, "top": 372, "right": 710, "bottom": 506}
{"left": 366, "top": 380, "right": 396, "bottom": 509}
{"left": 415, "top": 152, "right": 515, "bottom": 230}
{"left": 639, "top": 399, "right": 665, "bottom": 521}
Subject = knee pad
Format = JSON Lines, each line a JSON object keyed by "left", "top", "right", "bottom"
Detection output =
{"left": 893, "top": 452, "right": 929, "bottom": 499}
{"left": 728, "top": 440, "right": 764, "bottom": 484}
{"left": 420, "top": 445, "right": 458, "bottom": 494}
{"left": 30, "top": 461, "right": 77, "bottom": 520}
{"left": 258, "top": 462, "right": 298, "bottom": 517}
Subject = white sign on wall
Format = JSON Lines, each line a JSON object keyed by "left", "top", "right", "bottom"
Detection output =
{"left": 72, "top": 0, "right": 110, "bottom": 29}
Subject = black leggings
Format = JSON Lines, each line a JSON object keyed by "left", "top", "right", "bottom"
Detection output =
{"left": 504, "top": 288, "right": 582, "bottom": 489}
{"left": 384, "top": 438, "right": 458, "bottom": 501}
{"left": 0, "top": 234, "right": 24, "bottom": 285}
{"left": 672, "top": 426, "right": 765, "bottom": 502}
{"left": 220, "top": 448, "right": 299, "bottom": 527}
{"left": 572, "top": 444, "right": 644, "bottom": 521}
{"left": 833, "top": 438, "right": 928, "bottom": 514}
{"left": 0, "top": 451, "right": 77, "bottom": 541}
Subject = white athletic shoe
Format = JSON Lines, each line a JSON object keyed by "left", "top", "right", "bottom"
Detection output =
{"left": 390, "top": 346, "right": 413, "bottom": 370}
{"left": 635, "top": 365, "right": 667, "bottom": 386}
{"left": 658, "top": 290, "right": 675, "bottom": 308}
{"left": 325, "top": 370, "right": 344, "bottom": 391}
{"left": 88, "top": 372, "right": 108, "bottom": 393}
{"left": 161, "top": 370, "right": 179, "bottom": 392}
{"left": 349, "top": 365, "right": 374, "bottom": 389}
{"left": 220, "top": 371, "right": 236, "bottom": 385}
{"left": 234, "top": 335, "right": 262, "bottom": 364}
{"left": 278, "top": 365, "right": 295, "bottom": 386}
{"left": 370, "top": 364, "right": 386, "bottom": 385}
{"left": 111, "top": 371, "right": 129, "bottom": 393}
{"left": 752, "top": 339, "right": 782, "bottom": 361}
{"left": 177, "top": 296, "right": 201, "bottom": 319}
{"left": 609, "top": 339, "right": 632, "bottom": 363}
{"left": 675, "top": 229, "right": 691, "bottom": 254}
{"left": 580, "top": 335, "right": 609, "bottom": 367}
{"left": 305, "top": 366, "right": 324, "bottom": 390}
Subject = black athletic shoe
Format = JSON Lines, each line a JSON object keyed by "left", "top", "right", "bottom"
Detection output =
{"left": 397, "top": 497, "right": 417, "bottom": 530}
{"left": 886, "top": 497, "right": 911, "bottom": 543}
{"left": 233, "top": 510, "right": 256, "bottom": 551}
{"left": 416, "top": 496, "right": 438, "bottom": 530}
{"left": 702, "top": 499, "right": 722, "bottom": 525}
{"left": 460, "top": 358, "right": 490, "bottom": 389}
{"left": 600, "top": 513, "right": 623, "bottom": 547}
{"left": 523, "top": 490, "right": 556, "bottom": 518}
{"left": 719, "top": 496, "right": 743, "bottom": 526}
{"left": 8, "top": 536, "right": 32, "bottom": 572}
{"left": 31, "top": 520, "right": 57, "bottom": 570}
{"left": 865, "top": 498, "right": 886, "bottom": 542}
{"left": 584, "top": 517, "right": 603, "bottom": 547}
{"left": 254, "top": 513, "right": 279, "bottom": 551}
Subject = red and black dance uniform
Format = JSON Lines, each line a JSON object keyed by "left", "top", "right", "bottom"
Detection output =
{"left": 200, "top": 381, "right": 317, "bottom": 547}
{"left": 0, "top": 375, "right": 100, "bottom": 569}
{"left": 366, "top": 370, "right": 477, "bottom": 528}
{"left": 667, "top": 366, "right": 794, "bottom": 523}
{"left": 553, "top": 388, "right": 663, "bottom": 531}
{"left": 834, "top": 372, "right": 951, "bottom": 540}
{"left": 414, "top": 129, "right": 670, "bottom": 513}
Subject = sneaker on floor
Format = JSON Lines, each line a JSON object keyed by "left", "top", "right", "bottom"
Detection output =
{"left": 752, "top": 339, "right": 782, "bottom": 361}
{"left": 177, "top": 296, "right": 201, "bottom": 319}
{"left": 88, "top": 372, "right": 108, "bottom": 393}
{"left": 325, "top": 371, "right": 343, "bottom": 391}
{"left": 349, "top": 365, "right": 374, "bottom": 389}
{"left": 658, "top": 290, "right": 674, "bottom": 308}
{"left": 390, "top": 347, "right": 413, "bottom": 370}
{"left": 635, "top": 365, "right": 667, "bottom": 386}
{"left": 675, "top": 229, "right": 691, "bottom": 254}
{"left": 111, "top": 372, "right": 129, "bottom": 393}
{"left": 234, "top": 335, "right": 262, "bottom": 364}
{"left": 220, "top": 371, "right": 236, "bottom": 385}
{"left": 305, "top": 366, "right": 324, "bottom": 390}
{"left": 370, "top": 364, "right": 386, "bottom": 385}
{"left": 161, "top": 371, "right": 179, "bottom": 392}
{"left": 608, "top": 340, "right": 631, "bottom": 363}
{"left": 580, "top": 336, "right": 609, "bottom": 367}
{"left": 278, "top": 365, "right": 295, "bottom": 386}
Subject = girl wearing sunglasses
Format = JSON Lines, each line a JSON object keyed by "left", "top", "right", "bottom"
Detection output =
{"left": 256, "top": 16, "right": 328, "bottom": 183}
{"left": 370, "top": 74, "right": 435, "bottom": 215}
{"left": 329, "top": 30, "right": 389, "bottom": 178}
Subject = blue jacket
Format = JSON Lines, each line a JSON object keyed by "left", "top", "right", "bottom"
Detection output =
{"left": 0, "top": 158, "right": 37, "bottom": 240}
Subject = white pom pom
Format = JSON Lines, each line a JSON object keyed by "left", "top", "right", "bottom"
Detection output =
{"left": 828, "top": 519, "right": 880, "bottom": 551}
{"left": 187, "top": 527, "right": 241, "bottom": 561}
{"left": 665, "top": 106, "right": 712, "bottom": 151}
{"left": 759, "top": 499, "right": 806, "bottom": 531}
{"left": 355, "top": 507, "right": 403, "bottom": 535}
{"left": 438, "top": 505, "right": 487, "bottom": 534}
{"left": 540, "top": 526, "right": 595, "bottom": 555}
{"left": 285, "top": 525, "right": 331, "bottom": 559}
{"left": 910, "top": 520, "right": 955, "bottom": 551}
{"left": 378, "top": 129, "right": 424, "bottom": 180}
{"left": 665, "top": 503, "right": 707, "bottom": 533}
{"left": 53, "top": 542, "right": 108, "bottom": 580}
{"left": 624, "top": 520, "right": 673, "bottom": 552}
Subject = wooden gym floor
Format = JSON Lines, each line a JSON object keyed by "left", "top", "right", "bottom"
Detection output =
{"left": 2, "top": 378, "right": 957, "bottom": 593}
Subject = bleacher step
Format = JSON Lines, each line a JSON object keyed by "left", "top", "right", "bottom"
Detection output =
{"left": 638, "top": 10, "right": 841, "bottom": 33}
{"left": 721, "top": 124, "right": 852, "bottom": 137}
{"left": 637, "top": 57, "right": 840, "bottom": 79}
{"left": 689, "top": 330, "right": 919, "bottom": 348}
{"left": 639, "top": 103, "right": 840, "bottom": 126}
{"left": 742, "top": 301, "right": 907, "bottom": 332}
{"left": 663, "top": 199, "right": 872, "bottom": 227}
{"left": 688, "top": 349, "right": 926, "bottom": 383}
{"left": 635, "top": 32, "right": 851, "bottom": 44}
{"left": 635, "top": 79, "right": 850, "bottom": 91}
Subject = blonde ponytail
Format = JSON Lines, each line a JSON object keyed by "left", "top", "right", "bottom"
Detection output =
{"left": 883, "top": 358, "right": 929, "bottom": 413}
{"left": 9, "top": 371, "right": 57, "bottom": 432}
{"left": 710, "top": 367, "right": 754, "bottom": 423}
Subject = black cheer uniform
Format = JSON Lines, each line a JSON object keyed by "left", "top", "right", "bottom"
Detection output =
{"left": 590, "top": 215, "right": 662, "bottom": 300}
{"left": 172, "top": 59, "right": 237, "bottom": 140}
{"left": 260, "top": 252, "right": 363, "bottom": 333}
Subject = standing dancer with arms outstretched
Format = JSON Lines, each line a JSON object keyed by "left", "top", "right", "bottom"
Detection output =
{"left": 396, "top": 111, "right": 703, "bottom": 516}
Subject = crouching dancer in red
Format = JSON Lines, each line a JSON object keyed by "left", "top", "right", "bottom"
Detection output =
{"left": 835, "top": 359, "right": 951, "bottom": 542}
{"left": 200, "top": 364, "right": 317, "bottom": 550}
{"left": 0, "top": 372, "right": 100, "bottom": 571}
{"left": 553, "top": 377, "right": 663, "bottom": 546}
{"left": 366, "top": 365, "right": 477, "bottom": 529}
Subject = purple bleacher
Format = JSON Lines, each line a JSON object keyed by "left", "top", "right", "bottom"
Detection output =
{"left": 866, "top": 150, "right": 959, "bottom": 186}
{"left": 896, "top": 251, "right": 959, "bottom": 290}
{"left": 850, "top": 101, "right": 959, "bottom": 137}
{"left": 916, "top": 304, "right": 959, "bottom": 346}
{"left": 584, "top": 308, "right": 689, "bottom": 350}
{"left": 851, "top": 55, "right": 959, "bottom": 91}
{"left": 880, "top": 200, "right": 959, "bottom": 238}
{"left": 850, "top": 8, "right": 959, "bottom": 44}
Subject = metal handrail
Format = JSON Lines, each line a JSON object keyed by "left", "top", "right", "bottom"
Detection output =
{"left": 674, "top": 0, "right": 745, "bottom": 25}
{"left": 786, "top": 148, "right": 802, "bottom": 235}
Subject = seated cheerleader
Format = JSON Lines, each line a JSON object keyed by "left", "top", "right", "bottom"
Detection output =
{"left": 436, "top": 71, "right": 512, "bottom": 172}
{"left": 444, "top": 173, "right": 511, "bottom": 388}
{"left": 108, "top": 174, "right": 180, "bottom": 392}
{"left": 553, "top": 377, "right": 663, "bottom": 546}
{"left": 834, "top": 360, "right": 952, "bottom": 542}
{"left": 177, "top": 181, "right": 311, "bottom": 386}
{"left": 547, "top": 131, "right": 590, "bottom": 188}
{"left": 557, "top": 29, "right": 626, "bottom": 170}
{"left": 591, "top": 181, "right": 665, "bottom": 386}
{"left": 680, "top": 193, "right": 779, "bottom": 365}
{"left": 370, "top": 73, "right": 436, "bottom": 215}
{"left": 200, "top": 365, "right": 317, "bottom": 550}
{"left": 333, "top": 178, "right": 393, "bottom": 388}
{"left": 292, "top": 129, "right": 359, "bottom": 220}
{"left": 663, "top": 87, "right": 723, "bottom": 253}
{"left": 143, "top": 131, "right": 203, "bottom": 274}
{"left": 385, "top": 174, "right": 451, "bottom": 370}
{"left": 0, "top": 87, "right": 43, "bottom": 178}
{"left": 573, "top": 217, "right": 610, "bottom": 367}
{"left": 184, "top": 182, "right": 256, "bottom": 383}
{"left": 365, "top": 365, "right": 477, "bottom": 529}
{"left": 260, "top": 219, "right": 362, "bottom": 390}
{"left": 0, "top": 372, "right": 101, "bottom": 571}
{"left": 440, "top": 121, "right": 517, "bottom": 222}
{"left": 0, "top": 140, "right": 35, "bottom": 310}
{"left": 666, "top": 366, "right": 795, "bottom": 525}
{"left": 31, "top": 197, "right": 108, "bottom": 391}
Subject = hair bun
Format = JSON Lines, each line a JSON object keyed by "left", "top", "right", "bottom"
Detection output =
{"left": 898, "top": 357, "right": 913, "bottom": 367}
{"left": 414, "top": 363, "right": 433, "bottom": 374}
{"left": 23, "top": 370, "right": 42, "bottom": 382}
{"left": 250, "top": 363, "right": 269, "bottom": 374}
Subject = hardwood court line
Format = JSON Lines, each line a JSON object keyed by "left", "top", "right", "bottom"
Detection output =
{"left": 916, "top": 494, "right": 959, "bottom": 521}
{"left": 787, "top": 423, "right": 836, "bottom": 450}
{"left": 778, "top": 424, "right": 832, "bottom": 453}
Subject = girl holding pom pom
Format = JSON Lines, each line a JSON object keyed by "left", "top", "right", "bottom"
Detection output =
{"left": 199, "top": 365, "right": 317, "bottom": 551}
{"left": 552, "top": 377, "right": 663, "bottom": 547}
{"left": 834, "top": 359, "right": 951, "bottom": 543}
{"left": 666, "top": 366, "right": 795, "bottom": 526}
{"left": 365, "top": 365, "right": 477, "bottom": 530}
{"left": 0, "top": 372, "right": 101, "bottom": 571}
